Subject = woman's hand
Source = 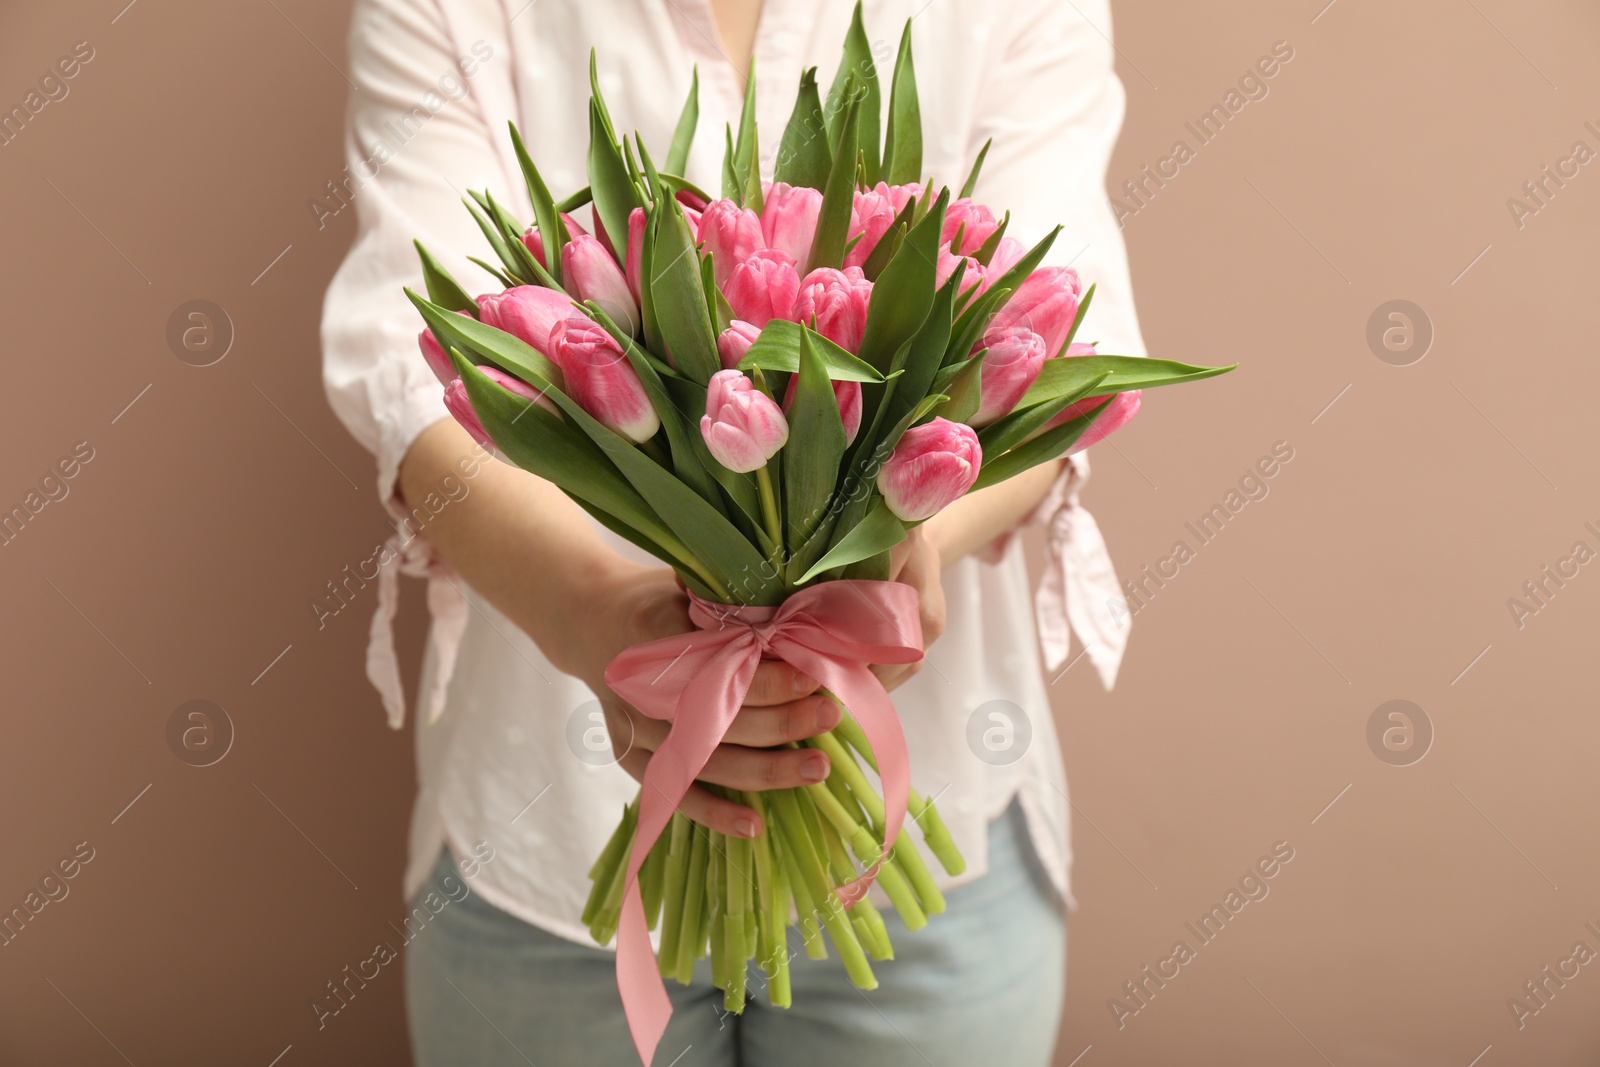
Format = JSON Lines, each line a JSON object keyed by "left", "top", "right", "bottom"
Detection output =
{"left": 567, "top": 567, "right": 836, "bottom": 839}
{"left": 874, "top": 526, "right": 947, "bottom": 691}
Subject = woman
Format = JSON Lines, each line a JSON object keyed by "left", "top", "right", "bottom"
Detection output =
{"left": 321, "top": 0, "right": 1145, "bottom": 1063}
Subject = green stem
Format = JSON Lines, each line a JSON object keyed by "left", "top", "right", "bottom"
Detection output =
{"left": 754, "top": 463, "right": 785, "bottom": 575}
{"left": 674, "top": 822, "right": 710, "bottom": 982}
{"left": 835, "top": 706, "right": 966, "bottom": 875}
{"left": 657, "top": 812, "right": 691, "bottom": 978}
{"left": 769, "top": 789, "right": 878, "bottom": 989}
{"left": 807, "top": 782, "right": 926, "bottom": 931}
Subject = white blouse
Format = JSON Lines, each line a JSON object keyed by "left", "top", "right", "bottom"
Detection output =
{"left": 321, "top": 0, "right": 1146, "bottom": 945}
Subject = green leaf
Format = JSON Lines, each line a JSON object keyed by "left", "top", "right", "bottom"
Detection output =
{"left": 970, "top": 407, "right": 1100, "bottom": 492}
{"left": 1020, "top": 355, "right": 1237, "bottom": 406}
{"left": 509, "top": 121, "right": 568, "bottom": 288}
{"left": 666, "top": 67, "right": 700, "bottom": 175}
{"left": 662, "top": 375, "right": 768, "bottom": 550}
{"left": 783, "top": 328, "right": 850, "bottom": 549}
{"left": 795, "top": 500, "right": 905, "bottom": 586}
{"left": 648, "top": 196, "right": 721, "bottom": 384}
{"left": 1062, "top": 282, "right": 1095, "bottom": 352}
{"left": 855, "top": 187, "right": 948, "bottom": 373}
{"left": 880, "top": 20, "right": 922, "bottom": 186}
{"left": 971, "top": 211, "right": 1009, "bottom": 267}
{"left": 413, "top": 241, "right": 478, "bottom": 314}
{"left": 721, "top": 124, "right": 740, "bottom": 203}
{"left": 467, "top": 256, "right": 518, "bottom": 291}
{"left": 978, "top": 371, "right": 1112, "bottom": 460}
{"left": 859, "top": 200, "right": 915, "bottom": 282}
{"left": 407, "top": 288, "right": 564, "bottom": 389}
{"left": 589, "top": 99, "right": 642, "bottom": 267}
{"left": 960, "top": 137, "right": 992, "bottom": 199}
{"left": 806, "top": 89, "right": 860, "bottom": 273}
{"left": 737, "top": 319, "right": 885, "bottom": 382}
{"left": 555, "top": 186, "right": 593, "bottom": 213}
{"left": 483, "top": 190, "right": 561, "bottom": 290}
{"left": 732, "top": 59, "right": 764, "bottom": 215}
{"left": 933, "top": 352, "right": 985, "bottom": 424}
{"left": 825, "top": 1, "right": 881, "bottom": 184}
{"left": 775, "top": 67, "right": 831, "bottom": 190}
{"left": 462, "top": 196, "right": 531, "bottom": 287}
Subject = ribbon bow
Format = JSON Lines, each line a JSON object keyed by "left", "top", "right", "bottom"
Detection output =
{"left": 603, "top": 579, "right": 924, "bottom": 1066}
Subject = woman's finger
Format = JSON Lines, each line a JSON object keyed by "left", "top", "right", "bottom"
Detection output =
{"left": 720, "top": 694, "right": 840, "bottom": 747}
{"left": 743, "top": 661, "right": 821, "bottom": 706}
{"left": 696, "top": 743, "right": 831, "bottom": 792}
{"left": 613, "top": 744, "right": 762, "bottom": 839}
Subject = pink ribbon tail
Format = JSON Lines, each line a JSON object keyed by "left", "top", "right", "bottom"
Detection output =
{"left": 602, "top": 580, "right": 923, "bottom": 1067}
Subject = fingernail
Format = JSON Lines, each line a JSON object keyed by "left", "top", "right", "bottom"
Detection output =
{"left": 733, "top": 817, "right": 758, "bottom": 838}
{"left": 793, "top": 673, "right": 819, "bottom": 696}
{"left": 801, "top": 754, "right": 830, "bottom": 782}
{"left": 818, "top": 699, "right": 842, "bottom": 729}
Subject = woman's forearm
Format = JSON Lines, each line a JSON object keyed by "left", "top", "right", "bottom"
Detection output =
{"left": 922, "top": 458, "right": 1065, "bottom": 565}
{"left": 397, "top": 417, "right": 653, "bottom": 677}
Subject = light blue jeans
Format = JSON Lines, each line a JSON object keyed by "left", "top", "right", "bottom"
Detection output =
{"left": 405, "top": 799, "right": 1065, "bottom": 1066}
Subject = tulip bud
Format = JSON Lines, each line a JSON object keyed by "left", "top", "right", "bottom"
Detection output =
{"left": 846, "top": 183, "right": 900, "bottom": 269}
{"left": 970, "top": 326, "right": 1047, "bottom": 427}
{"left": 520, "top": 212, "right": 588, "bottom": 268}
{"left": 936, "top": 245, "right": 984, "bottom": 298}
{"left": 876, "top": 417, "right": 983, "bottom": 522}
{"left": 1067, "top": 391, "right": 1142, "bottom": 455}
{"left": 782, "top": 373, "right": 863, "bottom": 444}
{"left": 418, "top": 317, "right": 464, "bottom": 387}
{"left": 625, "top": 207, "right": 646, "bottom": 302}
{"left": 793, "top": 266, "right": 873, "bottom": 353}
{"left": 700, "top": 369, "right": 789, "bottom": 473}
{"left": 981, "top": 237, "right": 1028, "bottom": 288}
{"left": 549, "top": 317, "right": 660, "bottom": 443}
{"left": 698, "top": 198, "right": 763, "bottom": 287}
{"left": 990, "top": 267, "right": 1083, "bottom": 358}
{"left": 441, "top": 366, "right": 552, "bottom": 450}
{"left": 562, "top": 233, "right": 640, "bottom": 337}
{"left": 761, "top": 182, "right": 823, "bottom": 264}
{"left": 725, "top": 249, "right": 801, "bottom": 327}
{"left": 717, "top": 319, "right": 764, "bottom": 370}
{"left": 477, "top": 285, "right": 578, "bottom": 356}
{"left": 941, "top": 198, "right": 999, "bottom": 257}
{"left": 443, "top": 378, "right": 491, "bottom": 449}
{"left": 886, "top": 182, "right": 924, "bottom": 215}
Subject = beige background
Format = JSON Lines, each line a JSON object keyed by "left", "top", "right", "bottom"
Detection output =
{"left": 1, "top": 1, "right": 1596, "bottom": 1064}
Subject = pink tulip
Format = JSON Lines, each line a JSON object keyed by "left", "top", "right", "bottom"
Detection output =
{"left": 443, "top": 378, "right": 491, "bottom": 449}
{"left": 548, "top": 317, "right": 659, "bottom": 443}
{"left": 698, "top": 198, "right": 763, "bottom": 287}
{"left": 793, "top": 266, "right": 873, "bottom": 353}
{"left": 782, "top": 374, "right": 863, "bottom": 444}
{"left": 725, "top": 249, "right": 801, "bottom": 327}
{"left": 442, "top": 367, "right": 553, "bottom": 449}
{"left": 990, "top": 267, "right": 1083, "bottom": 358}
{"left": 942, "top": 198, "right": 999, "bottom": 257}
{"left": 761, "top": 182, "right": 823, "bottom": 264}
{"left": 1067, "top": 391, "right": 1141, "bottom": 455}
{"left": 625, "top": 207, "right": 646, "bottom": 302}
{"left": 701, "top": 369, "right": 789, "bottom": 473}
{"left": 418, "top": 311, "right": 473, "bottom": 386}
{"left": 886, "top": 182, "right": 924, "bottom": 215}
{"left": 562, "top": 233, "right": 639, "bottom": 337}
{"left": 935, "top": 245, "right": 985, "bottom": 297}
{"left": 676, "top": 187, "right": 710, "bottom": 213}
{"left": 717, "top": 319, "right": 763, "bottom": 370}
{"left": 876, "top": 417, "right": 983, "bottom": 521}
{"left": 971, "top": 326, "right": 1047, "bottom": 427}
{"left": 981, "top": 237, "right": 1028, "bottom": 287}
{"left": 845, "top": 183, "right": 900, "bottom": 269}
{"left": 477, "top": 285, "right": 579, "bottom": 356}
{"left": 520, "top": 212, "right": 588, "bottom": 269}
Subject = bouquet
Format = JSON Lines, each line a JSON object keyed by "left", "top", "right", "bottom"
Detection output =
{"left": 403, "top": 5, "right": 1231, "bottom": 1060}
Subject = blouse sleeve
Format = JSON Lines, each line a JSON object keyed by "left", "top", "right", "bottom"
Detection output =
{"left": 962, "top": 0, "right": 1146, "bottom": 686}
{"left": 320, "top": 0, "right": 519, "bottom": 726}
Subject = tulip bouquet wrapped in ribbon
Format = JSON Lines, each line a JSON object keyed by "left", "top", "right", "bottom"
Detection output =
{"left": 402, "top": 7, "right": 1232, "bottom": 1062}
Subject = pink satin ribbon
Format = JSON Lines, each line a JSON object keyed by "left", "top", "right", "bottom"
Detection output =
{"left": 603, "top": 580, "right": 924, "bottom": 1067}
